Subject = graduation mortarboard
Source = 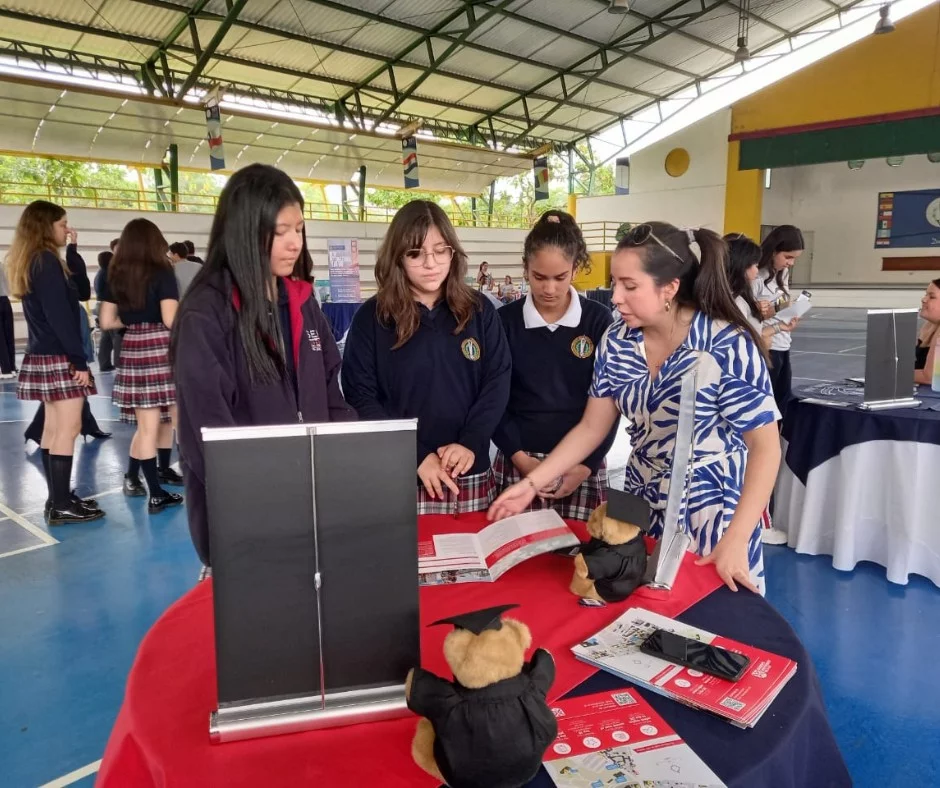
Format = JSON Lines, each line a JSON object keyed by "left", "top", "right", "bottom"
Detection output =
{"left": 606, "top": 488, "right": 651, "bottom": 533}
{"left": 430, "top": 604, "right": 520, "bottom": 635}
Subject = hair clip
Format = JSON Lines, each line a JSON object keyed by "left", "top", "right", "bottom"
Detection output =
{"left": 546, "top": 215, "right": 560, "bottom": 223}
{"left": 685, "top": 227, "right": 702, "bottom": 264}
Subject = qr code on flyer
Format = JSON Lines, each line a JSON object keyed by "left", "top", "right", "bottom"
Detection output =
{"left": 721, "top": 697, "right": 746, "bottom": 711}
{"left": 611, "top": 691, "right": 637, "bottom": 706}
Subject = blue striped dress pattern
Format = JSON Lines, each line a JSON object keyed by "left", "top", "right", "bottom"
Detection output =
{"left": 589, "top": 311, "right": 780, "bottom": 594}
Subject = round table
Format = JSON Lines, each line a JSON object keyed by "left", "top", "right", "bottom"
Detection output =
{"left": 776, "top": 386, "right": 940, "bottom": 586}
{"left": 97, "top": 516, "right": 848, "bottom": 788}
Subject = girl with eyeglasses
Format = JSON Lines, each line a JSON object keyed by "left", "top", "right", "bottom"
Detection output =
{"left": 343, "top": 200, "right": 511, "bottom": 514}
{"left": 491, "top": 223, "right": 781, "bottom": 595}
{"left": 493, "top": 210, "right": 616, "bottom": 521}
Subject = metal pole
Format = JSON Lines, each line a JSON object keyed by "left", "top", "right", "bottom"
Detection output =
{"left": 358, "top": 165, "right": 366, "bottom": 222}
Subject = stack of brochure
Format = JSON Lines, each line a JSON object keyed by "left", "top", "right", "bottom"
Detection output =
{"left": 571, "top": 608, "right": 797, "bottom": 728}
{"left": 543, "top": 688, "right": 725, "bottom": 787}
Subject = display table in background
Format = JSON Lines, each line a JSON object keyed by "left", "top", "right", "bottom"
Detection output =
{"left": 776, "top": 387, "right": 940, "bottom": 586}
{"left": 97, "top": 514, "right": 847, "bottom": 788}
{"left": 320, "top": 301, "right": 361, "bottom": 340}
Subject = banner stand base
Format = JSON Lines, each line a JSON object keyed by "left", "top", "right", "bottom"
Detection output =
{"left": 210, "top": 683, "right": 409, "bottom": 744}
{"left": 858, "top": 397, "right": 921, "bottom": 411}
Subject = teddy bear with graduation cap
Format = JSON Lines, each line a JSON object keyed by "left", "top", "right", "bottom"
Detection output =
{"left": 405, "top": 603, "right": 558, "bottom": 788}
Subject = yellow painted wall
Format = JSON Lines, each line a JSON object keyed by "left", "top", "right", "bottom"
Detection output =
{"left": 573, "top": 252, "right": 610, "bottom": 291}
{"left": 732, "top": 4, "right": 940, "bottom": 134}
{"left": 723, "top": 140, "right": 763, "bottom": 237}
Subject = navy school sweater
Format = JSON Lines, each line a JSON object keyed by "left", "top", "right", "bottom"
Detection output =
{"left": 494, "top": 296, "right": 617, "bottom": 473}
{"left": 22, "top": 245, "right": 90, "bottom": 370}
{"left": 341, "top": 293, "right": 511, "bottom": 476}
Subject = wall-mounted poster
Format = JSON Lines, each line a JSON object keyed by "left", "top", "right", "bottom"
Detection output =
{"left": 326, "top": 239, "right": 361, "bottom": 302}
{"left": 874, "top": 189, "right": 940, "bottom": 248}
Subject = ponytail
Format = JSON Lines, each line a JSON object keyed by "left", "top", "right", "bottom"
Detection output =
{"left": 616, "top": 222, "right": 766, "bottom": 360}
{"left": 523, "top": 209, "right": 590, "bottom": 273}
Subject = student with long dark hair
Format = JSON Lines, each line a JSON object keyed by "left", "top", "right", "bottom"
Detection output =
{"left": 172, "top": 164, "right": 355, "bottom": 565}
{"left": 491, "top": 223, "right": 781, "bottom": 595}
{"left": 753, "top": 225, "right": 804, "bottom": 416}
{"left": 8, "top": 200, "right": 104, "bottom": 524}
{"left": 725, "top": 233, "right": 797, "bottom": 342}
{"left": 100, "top": 219, "right": 183, "bottom": 514}
{"left": 493, "top": 210, "right": 615, "bottom": 520}
{"left": 343, "top": 200, "right": 511, "bottom": 514}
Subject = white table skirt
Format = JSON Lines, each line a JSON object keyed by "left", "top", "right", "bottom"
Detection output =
{"left": 775, "top": 438, "right": 940, "bottom": 586}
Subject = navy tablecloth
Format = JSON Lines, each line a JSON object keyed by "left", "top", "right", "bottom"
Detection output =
{"left": 527, "top": 586, "right": 850, "bottom": 788}
{"left": 584, "top": 288, "right": 612, "bottom": 309}
{"left": 782, "top": 385, "right": 940, "bottom": 484}
{"left": 321, "top": 301, "right": 361, "bottom": 340}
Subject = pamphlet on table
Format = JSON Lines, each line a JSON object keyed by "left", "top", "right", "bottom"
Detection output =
{"left": 543, "top": 688, "right": 725, "bottom": 787}
{"left": 418, "top": 510, "right": 578, "bottom": 585}
{"left": 571, "top": 608, "right": 797, "bottom": 728}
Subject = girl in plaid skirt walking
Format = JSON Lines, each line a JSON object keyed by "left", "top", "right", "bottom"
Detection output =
{"left": 343, "top": 201, "right": 511, "bottom": 516}
{"left": 99, "top": 219, "right": 183, "bottom": 514}
{"left": 493, "top": 211, "right": 618, "bottom": 521}
{"left": 8, "top": 200, "right": 104, "bottom": 524}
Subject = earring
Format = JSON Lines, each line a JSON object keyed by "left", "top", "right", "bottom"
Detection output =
{"left": 664, "top": 301, "right": 671, "bottom": 312}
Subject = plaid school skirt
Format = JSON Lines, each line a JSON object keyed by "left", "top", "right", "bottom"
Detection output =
{"left": 16, "top": 354, "right": 96, "bottom": 402}
{"left": 493, "top": 450, "right": 607, "bottom": 522}
{"left": 417, "top": 468, "right": 497, "bottom": 516}
{"left": 113, "top": 323, "right": 174, "bottom": 424}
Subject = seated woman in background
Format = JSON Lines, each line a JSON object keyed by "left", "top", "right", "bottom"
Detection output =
{"left": 491, "top": 223, "right": 781, "bottom": 595}
{"left": 915, "top": 278, "right": 940, "bottom": 385}
{"left": 172, "top": 164, "right": 354, "bottom": 566}
{"left": 725, "top": 233, "right": 798, "bottom": 345}
{"left": 343, "top": 200, "right": 511, "bottom": 514}
{"left": 494, "top": 210, "right": 616, "bottom": 520}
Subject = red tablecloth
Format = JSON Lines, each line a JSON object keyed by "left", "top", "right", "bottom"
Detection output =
{"left": 97, "top": 514, "right": 722, "bottom": 788}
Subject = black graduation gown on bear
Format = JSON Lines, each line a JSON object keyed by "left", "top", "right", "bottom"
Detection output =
{"left": 407, "top": 648, "right": 557, "bottom": 788}
{"left": 581, "top": 533, "right": 647, "bottom": 602}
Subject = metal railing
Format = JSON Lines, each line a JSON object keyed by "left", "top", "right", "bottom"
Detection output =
{"left": 0, "top": 181, "right": 534, "bottom": 230}
{"left": 579, "top": 221, "right": 622, "bottom": 252}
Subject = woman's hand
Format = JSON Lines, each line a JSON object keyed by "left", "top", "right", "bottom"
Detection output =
{"left": 488, "top": 480, "right": 536, "bottom": 521}
{"left": 695, "top": 532, "right": 758, "bottom": 593}
{"left": 548, "top": 464, "right": 591, "bottom": 498}
{"left": 72, "top": 368, "right": 92, "bottom": 388}
{"left": 418, "top": 453, "right": 460, "bottom": 500}
{"left": 758, "top": 300, "right": 774, "bottom": 319}
{"left": 436, "top": 443, "right": 474, "bottom": 477}
{"left": 778, "top": 317, "right": 799, "bottom": 333}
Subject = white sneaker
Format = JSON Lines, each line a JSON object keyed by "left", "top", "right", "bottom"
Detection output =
{"left": 761, "top": 527, "right": 788, "bottom": 545}
{"left": 0, "top": 371, "right": 16, "bottom": 380}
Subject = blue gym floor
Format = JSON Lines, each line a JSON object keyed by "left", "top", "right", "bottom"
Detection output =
{"left": 1, "top": 308, "right": 938, "bottom": 787}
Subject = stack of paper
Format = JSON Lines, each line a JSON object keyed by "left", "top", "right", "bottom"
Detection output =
{"left": 571, "top": 608, "right": 797, "bottom": 728}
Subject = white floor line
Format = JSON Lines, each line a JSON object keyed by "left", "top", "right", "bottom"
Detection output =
{"left": 38, "top": 759, "right": 102, "bottom": 788}
{"left": 0, "top": 542, "right": 53, "bottom": 560}
{"left": 0, "top": 501, "right": 57, "bottom": 545}
{"left": 838, "top": 345, "right": 867, "bottom": 353}
{"left": 18, "top": 485, "right": 125, "bottom": 518}
{"left": 790, "top": 350, "right": 865, "bottom": 357}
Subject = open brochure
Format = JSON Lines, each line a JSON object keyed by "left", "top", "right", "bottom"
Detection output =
{"left": 544, "top": 688, "right": 725, "bottom": 787}
{"left": 418, "top": 510, "right": 578, "bottom": 585}
{"left": 776, "top": 298, "right": 811, "bottom": 322}
{"left": 571, "top": 608, "right": 797, "bottom": 729}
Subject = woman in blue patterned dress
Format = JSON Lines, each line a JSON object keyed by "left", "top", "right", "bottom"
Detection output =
{"left": 490, "top": 223, "right": 781, "bottom": 594}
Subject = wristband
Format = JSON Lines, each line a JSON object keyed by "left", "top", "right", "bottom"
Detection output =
{"left": 524, "top": 477, "right": 538, "bottom": 492}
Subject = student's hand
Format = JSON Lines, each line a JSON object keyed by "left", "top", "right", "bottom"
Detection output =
{"left": 418, "top": 453, "right": 460, "bottom": 500}
{"left": 778, "top": 317, "right": 800, "bottom": 333}
{"left": 548, "top": 465, "right": 591, "bottom": 499}
{"left": 758, "top": 300, "right": 774, "bottom": 319}
{"left": 437, "top": 443, "right": 474, "bottom": 477}
{"left": 695, "top": 533, "right": 758, "bottom": 593}
{"left": 72, "top": 369, "right": 92, "bottom": 388}
{"left": 488, "top": 480, "right": 536, "bottom": 521}
{"left": 511, "top": 451, "right": 540, "bottom": 477}
{"left": 67, "top": 229, "right": 78, "bottom": 245}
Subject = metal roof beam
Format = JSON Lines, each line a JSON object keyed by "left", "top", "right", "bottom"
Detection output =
{"left": 175, "top": 0, "right": 248, "bottom": 100}
{"left": 722, "top": 1, "right": 789, "bottom": 35}
{"left": 144, "top": 0, "right": 211, "bottom": 97}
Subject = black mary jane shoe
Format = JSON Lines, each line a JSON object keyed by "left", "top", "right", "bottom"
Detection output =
{"left": 47, "top": 501, "right": 105, "bottom": 526}
{"left": 123, "top": 475, "right": 147, "bottom": 497}
{"left": 71, "top": 490, "right": 98, "bottom": 509}
{"left": 157, "top": 467, "right": 184, "bottom": 486}
{"left": 82, "top": 429, "right": 112, "bottom": 441}
{"left": 148, "top": 490, "right": 184, "bottom": 514}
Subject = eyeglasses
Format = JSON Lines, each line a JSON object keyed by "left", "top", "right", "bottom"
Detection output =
{"left": 404, "top": 245, "right": 454, "bottom": 266}
{"left": 622, "top": 223, "right": 684, "bottom": 263}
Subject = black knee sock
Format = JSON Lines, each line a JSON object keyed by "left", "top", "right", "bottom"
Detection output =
{"left": 140, "top": 457, "right": 164, "bottom": 497}
{"left": 157, "top": 448, "right": 172, "bottom": 472}
{"left": 127, "top": 457, "right": 141, "bottom": 480}
{"left": 41, "top": 448, "right": 53, "bottom": 501}
{"left": 49, "top": 454, "right": 74, "bottom": 509}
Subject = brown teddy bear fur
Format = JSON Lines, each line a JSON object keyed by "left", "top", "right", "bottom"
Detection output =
{"left": 405, "top": 618, "right": 534, "bottom": 783}
{"left": 570, "top": 501, "right": 643, "bottom": 603}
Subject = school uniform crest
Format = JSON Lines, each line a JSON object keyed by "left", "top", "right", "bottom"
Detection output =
{"left": 306, "top": 329, "right": 322, "bottom": 352}
{"left": 460, "top": 337, "right": 481, "bottom": 361}
{"left": 570, "top": 335, "right": 594, "bottom": 359}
